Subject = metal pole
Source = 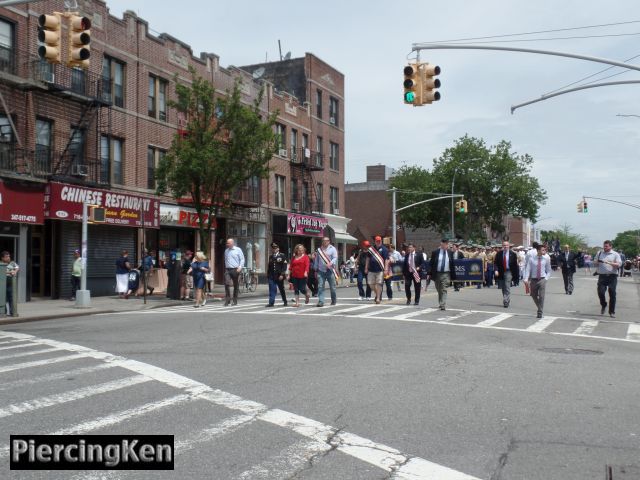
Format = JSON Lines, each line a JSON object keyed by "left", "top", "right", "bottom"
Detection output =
{"left": 141, "top": 205, "right": 147, "bottom": 305}
{"left": 11, "top": 275, "right": 17, "bottom": 317}
{"left": 75, "top": 203, "right": 91, "bottom": 307}
{"left": 451, "top": 171, "right": 456, "bottom": 239}
{"left": 391, "top": 187, "right": 397, "bottom": 247}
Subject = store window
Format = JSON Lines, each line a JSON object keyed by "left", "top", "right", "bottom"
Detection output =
{"left": 227, "top": 221, "right": 266, "bottom": 273}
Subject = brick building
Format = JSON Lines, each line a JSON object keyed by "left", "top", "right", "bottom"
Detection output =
{"left": 0, "top": 0, "right": 352, "bottom": 303}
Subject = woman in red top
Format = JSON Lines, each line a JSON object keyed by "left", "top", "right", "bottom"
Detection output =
{"left": 290, "top": 244, "right": 310, "bottom": 307}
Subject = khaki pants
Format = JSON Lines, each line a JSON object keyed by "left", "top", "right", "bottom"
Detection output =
{"left": 435, "top": 272, "right": 450, "bottom": 308}
{"left": 529, "top": 278, "right": 546, "bottom": 314}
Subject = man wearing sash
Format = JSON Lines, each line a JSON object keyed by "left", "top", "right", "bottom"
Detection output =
{"left": 428, "top": 238, "right": 457, "bottom": 311}
{"left": 313, "top": 236, "right": 338, "bottom": 307}
{"left": 402, "top": 243, "right": 425, "bottom": 305}
{"left": 365, "top": 235, "right": 389, "bottom": 304}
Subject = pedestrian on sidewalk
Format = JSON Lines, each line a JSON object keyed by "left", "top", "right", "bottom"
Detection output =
{"left": 289, "top": 244, "right": 310, "bottom": 307}
{"left": 365, "top": 236, "right": 389, "bottom": 305}
{"left": 115, "top": 250, "right": 131, "bottom": 298}
{"left": 181, "top": 250, "right": 193, "bottom": 301}
{"left": 594, "top": 240, "right": 622, "bottom": 318}
{"left": 356, "top": 242, "right": 372, "bottom": 301}
{"left": 188, "top": 251, "right": 210, "bottom": 308}
{"left": 140, "top": 249, "right": 155, "bottom": 296}
{"left": 224, "top": 238, "right": 245, "bottom": 306}
{"left": 494, "top": 240, "right": 519, "bottom": 308}
{"left": 314, "top": 236, "right": 338, "bottom": 307}
{"left": 523, "top": 244, "right": 551, "bottom": 318}
{"left": 2, "top": 251, "right": 19, "bottom": 316}
{"left": 266, "top": 242, "right": 288, "bottom": 307}
{"left": 70, "top": 249, "right": 82, "bottom": 301}
{"left": 403, "top": 243, "right": 425, "bottom": 305}
{"left": 558, "top": 244, "right": 578, "bottom": 295}
{"left": 307, "top": 252, "right": 318, "bottom": 297}
{"left": 428, "top": 238, "right": 457, "bottom": 311}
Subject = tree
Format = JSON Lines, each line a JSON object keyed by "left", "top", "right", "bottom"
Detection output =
{"left": 389, "top": 135, "right": 547, "bottom": 239}
{"left": 156, "top": 68, "right": 278, "bottom": 252}
{"left": 541, "top": 223, "right": 588, "bottom": 251}
{"left": 612, "top": 230, "right": 639, "bottom": 257}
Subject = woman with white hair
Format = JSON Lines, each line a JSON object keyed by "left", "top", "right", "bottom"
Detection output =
{"left": 187, "top": 251, "right": 210, "bottom": 308}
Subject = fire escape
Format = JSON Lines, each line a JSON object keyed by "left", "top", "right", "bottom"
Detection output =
{"left": 0, "top": 45, "right": 112, "bottom": 186}
{"left": 289, "top": 146, "right": 323, "bottom": 214}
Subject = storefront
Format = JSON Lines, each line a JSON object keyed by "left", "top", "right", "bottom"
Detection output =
{"left": 155, "top": 204, "right": 210, "bottom": 267}
{"left": 272, "top": 212, "right": 328, "bottom": 258}
{"left": 45, "top": 182, "right": 159, "bottom": 298}
{"left": 0, "top": 180, "right": 45, "bottom": 303}
{"left": 322, "top": 213, "right": 358, "bottom": 261}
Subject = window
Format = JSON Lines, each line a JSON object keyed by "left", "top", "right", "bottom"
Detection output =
{"left": 316, "top": 183, "right": 323, "bottom": 212}
{"left": 315, "top": 136, "right": 323, "bottom": 167}
{"left": 329, "top": 97, "right": 339, "bottom": 127}
{"left": 330, "top": 187, "right": 339, "bottom": 214}
{"left": 302, "top": 133, "right": 309, "bottom": 162}
{"left": 70, "top": 127, "right": 85, "bottom": 168}
{"left": 0, "top": 114, "right": 14, "bottom": 170}
{"left": 101, "top": 136, "right": 124, "bottom": 184}
{"left": 0, "top": 19, "right": 14, "bottom": 73}
{"left": 102, "top": 56, "right": 125, "bottom": 107}
{"left": 147, "top": 147, "right": 166, "bottom": 190}
{"left": 329, "top": 142, "right": 339, "bottom": 171}
{"left": 148, "top": 75, "right": 168, "bottom": 121}
{"left": 35, "top": 119, "right": 52, "bottom": 174}
{"left": 71, "top": 68, "right": 86, "bottom": 95}
{"left": 275, "top": 175, "right": 286, "bottom": 208}
{"left": 275, "top": 124, "right": 286, "bottom": 151}
{"left": 316, "top": 89, "right": 322, "bottom": 119}
{"left": 291, "top": 179, "right": 298, "bottom": 209}
{"left": 290, "top": 128, "right": 297, "bottom": 159}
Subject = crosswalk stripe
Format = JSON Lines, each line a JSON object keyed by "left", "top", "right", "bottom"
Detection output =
{"left": 0, "top": 353, "right": 88, "bottom": 374}
{"left": 358, "top": 306, "right": 408, "bottom": 317}
{"left": 0, "top": 375, "right": 150, "bottom": 419}
{"left": 0, "top": 343, "right": 40, "bottom": 352}
{"left": 0, "top": 363, "right": 114, "bottom": 391}
{"left": 437, "top": 311, "right": 474, "bottom": 322}
{"left": 572, "top": 320, "right": 599, "bottom": 335}
{"left": 315, "top": 305, "right": 373, "bottom": 316}
{"left": 0, "top": 347, "right": 62, "bottom": 361}
{"left": 475, "top": 313, "right": 513, "bottom": 327}
{"left": 525, "top": 317, "right": 557, "bottom": 333}
{"left": 626, "top": 324, "right": 640, "bottom": 341}
{"left": 395, "top": 308, "right": 437, "bottom": 320}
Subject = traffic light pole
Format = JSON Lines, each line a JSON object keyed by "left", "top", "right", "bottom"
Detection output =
{"left": 75, "top": 202, "right": 91, "bottom": 308}
{"left": 582, "top": 196, "right": 640, "bottom": 210}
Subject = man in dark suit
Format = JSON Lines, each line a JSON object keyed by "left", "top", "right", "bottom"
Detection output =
{"left": 428, "top": 238, "right": 457, "bottom": 310}
{"left": 403, "top": 243, "right": 426, "bottom": 305}
{"left": 558, "top": 244, "right": 578, "bottom": 294}
{"left": 494, "top": 240, "right": 520, "bottom": 308}
{"left": 451, "top": 242, "right": 464, "bottom": 291}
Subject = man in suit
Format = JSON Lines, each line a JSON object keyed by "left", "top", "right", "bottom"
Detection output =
{"left": 494, "top": 240, "right": 520, "bottom": 308}
{"left": 558, "top": 244, "right": 578, "bottom": 295}
{"left": 428, "top": 238, "right": 457, "bottom": 311}
{"left": 451, "top": 243, "right": 464, "bottom": 291}
{"left": 403, "top": 243, "right": 426, "bottom": 305}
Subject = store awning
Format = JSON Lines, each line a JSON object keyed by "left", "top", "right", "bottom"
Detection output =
{"left": 334, "top": 232, "right": 358, "bottom": 244}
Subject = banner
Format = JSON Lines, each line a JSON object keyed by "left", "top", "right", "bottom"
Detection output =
{"left": 0, "top": 181, "right": 44, "bottom": 224}
{"left": 287, "top": 213, "right": 328, "bottom": 237}
{"left": 452, "top": 258, "right": 484, "bottom": 282}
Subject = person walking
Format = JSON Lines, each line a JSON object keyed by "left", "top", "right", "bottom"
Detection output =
{"left": 388, "top": 244, "right": 404, "bottom": 294}
{"left": 523, "top": 244, "right": 552, "bottom": 318}
{"left": 451, "top": 243, "right": 464, "bottom": 291}
{"left": 356, "top": 242, "right": 372, "bottom": 301}
{"left": 558, "top": 244, "right": 578, "bottom": 295}
{"left": 2, "top": 251, "right": 19, "bottom": 316}
{"left": 365, "top": 236, "right": 389, "bottom": 305}
{"left": 403, "top": 243, "right": 425, "bottom": 305}
{"left": 266, "top": 242, "right": 288, "bottom": 307}
{"left": 494, "top": 240, "right": 520, "bottom": 308}
{"left": 70, "top": 249, "right": 82, "bottom": 301}
{"left": 428, "top": 238, "right": 457, "bottom": 311}
{"left": 187, "top": 251, "right": 210, "bottom": 308}
{"left": 307, "top": 252, "right": 318, "bottom": 297}
{"left": 314, "top": 236, "right": 338, "bottom": 307}
{"left": 594, "top": 240, "right": 622, "bottom": 318}
{"left": 140, "top": 249, "right": 155, "bottom": 296}
{"left": 115, "top": 250, "right": 131, "bottom": 298}
{"left": 224, "top": 238, "right": 245, "bottom": 306}
{"left": 180, "top": 250, "right": 193, "bottom": 301}
{"left": 289, "top": 244, "right": 310, "bottom": 307}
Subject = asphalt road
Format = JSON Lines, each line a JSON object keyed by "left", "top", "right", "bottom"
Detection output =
{"left": 1, "top": 270, "right": 639, "bottom": 479}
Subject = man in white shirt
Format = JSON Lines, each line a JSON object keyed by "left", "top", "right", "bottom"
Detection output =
{"left": 594, "top": 240, "right": 622, "bottom": 317}
{"left": 523, "top": 244, "right": 552, "bottom": 319}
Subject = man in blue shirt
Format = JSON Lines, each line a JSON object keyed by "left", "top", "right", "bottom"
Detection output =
{"left": 224, "top": 238, "right": 245, "bottom": 306}
{"left": 313, "top": 237, "right": 338, "bottom": 307}
{"left": 365, "top": 235, "right": 389, "bottom": 304}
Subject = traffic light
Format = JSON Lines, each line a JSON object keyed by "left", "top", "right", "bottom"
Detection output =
{"left": 422, "top": 64, "right": 441, "bottom": 104}
{"left": 89, "top": 206, "right": 106, "bottom": 223}
{"left": 37, "top": 13, "right": 62, "bottom": 64}
{"left": 67, "top": 14, "right": 91, "bottom": 68}
{"left": 459, "top": 199, "right": 467, "bottom": 213}
{"left": 403, "top": 63, "right": 421, "bottom": 105}
{"left": 583, "top": 200, "right": 588, "bottom": 213}
{"left": 455, "top": 200, "right": 461, "bottom": 212}
{"left": 576, "top": 201, "right": 583, "bottom": 213}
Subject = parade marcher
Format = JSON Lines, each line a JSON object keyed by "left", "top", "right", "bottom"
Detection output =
{"left": 365, "top": 235, "right": 389, "bottom": 304}
{"left": 180, "top": 250, "right": 194, "bottom": 301}
{"left": 187, "top": 251, "right": 210, "bottom": 308}
{"left": 70, "top": 249, "right": 82, "bottom": 301}
{"left": 266, "top": 242, "right": 288, "bottom": 307}
{"left": 115, "top": 250, "right": 131, "bottom": 298}
{"left": 307, "top": 252, "right": 318, "bottom": 297}
{"left": 388, "top": 244, "right": 404, "bottom": 293}
{"left": 428, "top": 238, "right": 457, "bottom": 310}
{"left": 346, "top": 252, "right": 356, "bottom": 284}
{"left": 402, "top": 243, "right": 425, "bottom": 305}
{"left": 224, "top": 238, "right": 245, "bottom": 306}
{"left": 594, "top": 240, "right": 622, "bottom": 318}
{"left": 494, "top": 240, "right": 520, "bottom": 308}
{"left": 523, "top": 244, "right": 552, "bottom": 318}
{"left": 619, "top": 251, "right": 626, "bottom": 278}
{"left": 451, "top": 243, "right": 464, "bottom": 291}
{"left": 2, "top": 251, "right": 19, "bottom": 316}
{"left": 314, "top": 237, "right": 339, "bottom": 307}
{"left": 289, "top": 244, "right": 310, "bottom": 307}
{"left": 484, "top": 247, "right": 495, "bottom": 287}
{"left": 356, "top": 242, "right": 372, "bottom": 301}
{"left": 558, "top": 244, "right": 578, "bottom": 295}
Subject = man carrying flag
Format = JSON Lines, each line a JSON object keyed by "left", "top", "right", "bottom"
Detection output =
{"left": 313, "top": 236, "right": 339, "bottom": 307}
{"left": 365, "top": 235, "right": 389, "bottom": 304}
{"left": 402, "top": 243, "right": 425, "bottom": 305}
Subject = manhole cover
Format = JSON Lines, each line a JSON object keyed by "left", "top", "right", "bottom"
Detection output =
{"left": 539, "top": 347, "right": 603, "bottom": 355}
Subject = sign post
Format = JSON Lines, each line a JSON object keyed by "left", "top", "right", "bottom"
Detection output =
{"left": 75, "top": 202, "right": 91, "bottom": 308}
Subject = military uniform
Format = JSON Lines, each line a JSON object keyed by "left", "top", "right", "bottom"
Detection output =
{"left": 267, "top": 245, "right": 288, "bottom": 306}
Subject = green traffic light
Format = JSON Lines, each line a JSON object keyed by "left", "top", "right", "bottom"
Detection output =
{"left": 404, "top": 91, "right": 415, "bottom": 103}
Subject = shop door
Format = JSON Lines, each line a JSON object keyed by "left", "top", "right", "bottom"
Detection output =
{"left": 30, "top": 228, "right": 45, "bottom": 296}
{"left": 0, "top": 235, "right": 16, "bottom": 259}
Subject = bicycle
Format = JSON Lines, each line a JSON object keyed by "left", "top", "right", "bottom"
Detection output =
{"left": 239, "top": 267, "right": 259, "bottom": 293}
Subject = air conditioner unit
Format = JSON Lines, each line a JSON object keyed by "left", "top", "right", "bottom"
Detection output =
{"left": 292, "top": 202, "right": 300, "bottom": 210}
{"left": 329, "top": 116, "right": 336, "bottom": 125}
{"left": 304, "top": 148, "right": 311, "bottom": 158}
{"left": 333, "top": 208, "right": 340, "bottom": 215}
{"left": 72, "top": 164, "right": 89, "bottom": 176}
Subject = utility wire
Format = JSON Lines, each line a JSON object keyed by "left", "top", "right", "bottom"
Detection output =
{"left": 428, "top": 31, "right": 640, "bottom": 45}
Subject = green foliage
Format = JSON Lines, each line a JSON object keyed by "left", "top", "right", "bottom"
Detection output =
{"left": 156, "top": 67, "right": 278, "bottom": 252}
{"left": 389, "top": 135, "right": 547, "bottom": 239}
{"left": 541, "top": 223, "right": 588, "bottom": 251}
{"left": 612, "top": 230, "right": 639, "bottom": 257}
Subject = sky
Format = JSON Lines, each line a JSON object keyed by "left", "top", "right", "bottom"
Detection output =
{"left": 104, "top": 0, "right": 640, "bottom": 246}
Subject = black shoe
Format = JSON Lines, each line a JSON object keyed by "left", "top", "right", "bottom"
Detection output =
{"left": 266, "top": 304, "right": 274, "bottom": 308}
{"left": 503, "top": 301, "right": 509, "bottom": 308}
{"left": 224, "top": 301, "right": 230, "bottom": 306}
{"left": 601, "top": 305, "right": 606, "bottom": 315}
{"left": 440, "top": 306, "right": 445, "bottom": 311}
{"left": 316, "top": 302, "right": 324, "bottom": 307}
{"left": 283, "top": 302, "right": 288, "bottom": 307}
{"left": 232, "top": 301, "right": 237, "bottom": 306}
{"left": 569, "top": 291, "right": 572, "bottom": 295}
{"left": 537, "top": 312, "right": 543, "bottom": 319}
{"left": 414, "top": 302, "right": 419, "bottom": 306}
{"left": 610, "top": 313, "right": 615, "bottom": 318}
{"left": 330, "top": 302, "right": 336, "bottom": 306}
{"left": 149, "top": 287, "right": 154, "bottom": 295}
{"left": 406, "top": 300, "right": 411, "bottom": 305}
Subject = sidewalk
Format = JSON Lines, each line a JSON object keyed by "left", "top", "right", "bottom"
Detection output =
{"left": 0, "top": 280, "right": 359, "bottom": 326}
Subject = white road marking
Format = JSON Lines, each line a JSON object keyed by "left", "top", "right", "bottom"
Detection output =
{"left": 396, "top": 308, "right": 437, "bottom": 320}
{"left": 475, "top": 313, "right": 513, "bottom": 327}
{"left": 0, "top": 375, "right": 150, "bottom": 418}
{"left": 314, "top": 305, "right": 373, "bottom": 316}
{"left": 437, "top": 311, "right": 474, "bottom": 322}
{"left": 0, "top": 353, "right": 88, "bottom": 374}
{"left": 0, "top": 342, "right": 41, "bottom": 351}
{"left": 626, "top": 324, "right": 640, "bottom": 341}
{"left": 573, "top": 320, "right": 599, "bottom": 335}
{"left": 0, "top": 363, "right": 114, "bottom": 391}
{"left": 0, "top": 346, "right": 62, "bottom": 360}
{"left": 525, "top": 317, "right": 557, "bottom": 333}
{"left": 358, "top": 306, "right": 408, "bottom": 317}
